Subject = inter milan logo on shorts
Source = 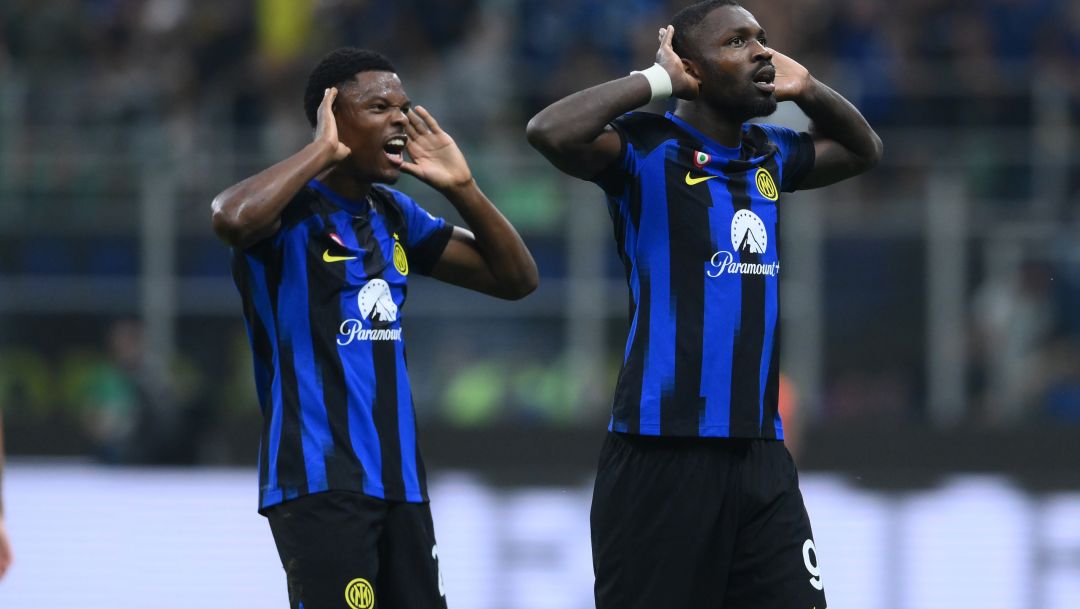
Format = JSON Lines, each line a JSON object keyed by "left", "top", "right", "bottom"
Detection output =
{"left": 392, "top": 233, "right": 409, "bottom": 275}
{"left": 345, "top": 578, "right": 374, "bottom": 609}
{"left": 692, "top": 150, "right": 711, "bottom": 168}
{"left": 754, "top": 167, "right": 778, "bottom": 201}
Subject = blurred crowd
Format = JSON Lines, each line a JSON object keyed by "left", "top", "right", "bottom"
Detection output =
{"left": 1, "top": 0, "right": 1079, "bottom": 462}
{"left": 2, "top": 0, "right": 1077, "bottom": 135}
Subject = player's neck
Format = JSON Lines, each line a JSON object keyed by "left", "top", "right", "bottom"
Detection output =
{"left": 673, "top": 103, "right": 743, "bottom": 148}
{"left": 317, "top": 167, "right": 373, "bottom": 202}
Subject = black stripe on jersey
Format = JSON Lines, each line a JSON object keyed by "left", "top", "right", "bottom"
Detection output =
{"left": 409, "top": 347, "right": 429, "bottom": 500}
{"left": 760, "top": 155, "right": 783, "bottom": 439}
{"left": 611, "top": 183, "right": 646, "bottom": 433}
{"left": 372, "top": 340, "right": 404, "bottom": 499}
{"left": 763, "top": 322, "right": 781, "bottom": 439}
{"left": 234, "top": 254, "right": 276, "bottom": 488}
{"left": 662, "top": 145, "right": 708, "bottom": 435}
{"left": 276, "top": 345, "right": 309, "bottom": 495}
{"left": 271, "top": 265, "right": 308, "bottom": 494}
{"left": 353, "top": 216, "right": 389, "bottom": 280}
{"left": 261, "top": 240, "right": 309, "bottom": 495}
{"left": 726, "top": 168, "right": 766, "bottom": 437}
{"left": 354, "top": 216, "right": 406, "bottom": 500}
{"left": 308, "top": 213, "right": 366, "bottom": 491}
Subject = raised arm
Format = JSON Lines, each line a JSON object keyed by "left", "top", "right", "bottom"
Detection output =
{"left": 771, "top": 50, "right": 883, "bottom": 188}
{"left": 211, "top": 88, "right": 351, "bottom": 249}
{"left": 401, "top": 106, "right": 538, "bottom": 300}
{"left": 526, "top": 26, "right": 699, "bottom": 180}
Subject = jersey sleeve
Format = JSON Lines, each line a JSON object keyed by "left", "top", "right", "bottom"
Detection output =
{"left": 756, "top": 124, "right": 816, "bottom": 192}
{"left": 390, "top": 190, "right": 454, "bottom": 276}
{"left": 588, "top": 114, "right": 642, "bottom": 197}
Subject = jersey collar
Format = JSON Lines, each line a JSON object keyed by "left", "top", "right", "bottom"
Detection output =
{"left": 308, "top": 179, "right": 373, "bottom": 216}
{"left": 664, "top": 112, "right": 773, "bottom": 165}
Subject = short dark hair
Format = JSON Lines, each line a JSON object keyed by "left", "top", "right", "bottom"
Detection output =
{"left": 671, "top": 0, "right": 741, "bottom": 61}
{"left": 304, "top": 48, "right": 396, "bottom": 127}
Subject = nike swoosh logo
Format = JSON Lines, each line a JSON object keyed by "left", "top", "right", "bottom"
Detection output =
{"left": 685, "top": 172, "right": 718, "bottom": 186}
{"left": 322, "top": 250, "right": 357, "bottom": 263}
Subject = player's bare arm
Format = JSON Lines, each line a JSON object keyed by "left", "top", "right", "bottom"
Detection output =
{"left": 211, "top": 87, "right": 350, "bottom": 249}
{"left": 771, "top": 50, "right": 883, "bottom": 188}
{"left": 402, "top": 106, "right": 538, "bottom": 300}
{"left": 527, "top": 26, "right": 698, "bottom": 180}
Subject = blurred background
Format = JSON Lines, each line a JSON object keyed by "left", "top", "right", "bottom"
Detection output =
{"left": 0, "top": 0, "right": 1078, "bottom": 607}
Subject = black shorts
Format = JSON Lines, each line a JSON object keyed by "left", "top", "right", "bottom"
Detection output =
{"left": 265, "top": 490, "right": 447, "bottom": 609}
{"left": 591, "top": 432, "right": 827, "bottom": 609}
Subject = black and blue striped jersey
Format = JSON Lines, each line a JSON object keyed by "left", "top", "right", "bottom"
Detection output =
{"left": 592, "top": 111, "right": 815, "bottom": 439}
{"left": 231, "top": 179, "right": 452, "bottom": 510}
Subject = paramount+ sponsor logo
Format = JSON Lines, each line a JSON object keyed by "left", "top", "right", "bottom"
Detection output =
{"left": 707, "top": 209, "right": 779, "bottom": 278}
{"left": 337, "top": 279, "right": 403, "bottom": 344}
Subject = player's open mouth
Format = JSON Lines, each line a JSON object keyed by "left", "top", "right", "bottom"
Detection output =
{"left": 753, "top": 67, "right": 775, "bottom": 93}
{"left": 383, "top": 135, "right": 407, "bottom": 166}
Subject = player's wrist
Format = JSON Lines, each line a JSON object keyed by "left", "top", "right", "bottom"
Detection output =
{"left": 307, "top": 139, "right": 340, "bottom": 167}
{"left": 631, "top": 64, "right": 673, "bottom": 103}
{"left": 440, "top": 175, "right": 477, "bottom": 198}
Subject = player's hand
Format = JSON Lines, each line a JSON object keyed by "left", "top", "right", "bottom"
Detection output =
{"left": 0, "top": 518, "right": 13, "bottom": 580}
{"left": 656, "top": 25, "right": 700, "bottom": 100}
{"left": 401, "top": 106, "right": 474, "bottom": 191}
{"left": 770, "top": 50, "right": 812, "bottom": 103}
{"left": 315, "top": 87, "right": 351, "bottom": 162}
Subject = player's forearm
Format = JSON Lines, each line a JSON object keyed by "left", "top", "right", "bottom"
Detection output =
{"left": 211, "top": 140, "right": 337, "bottom": 248}
{"left": 797, "top": 78, "right": 883, "bottom": 170}
{"left": 442, "top": 180, "right": 538, "bottom": 299}
{"left": 525, "top": 76, "right": 650, "bottom": 171}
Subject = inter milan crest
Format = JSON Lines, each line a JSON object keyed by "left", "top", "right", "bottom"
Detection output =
{"left": 754, "top": 168, "right": 779, "bottom": 201}
{"left": 392, "top": 232, "right": 409, "bottom": 275}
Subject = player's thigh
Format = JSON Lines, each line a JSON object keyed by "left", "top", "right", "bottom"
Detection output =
{"left": 591, "top": 432, "right": 739, "bottom": 609}
{"left": 726, "top": 443, "right": 827, "bottom": 609}
{"left": 266, "top": 491, "right": 385, "bottom": 609}
{"left": 375, "top": 500, "right": 448, "bottom": 609}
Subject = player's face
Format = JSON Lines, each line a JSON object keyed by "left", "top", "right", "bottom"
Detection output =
{"left": 690, "top": 6, "right": 777, "bottom": 121}
{"left": 333, "top": 71, "right": 410, "bottom": 184}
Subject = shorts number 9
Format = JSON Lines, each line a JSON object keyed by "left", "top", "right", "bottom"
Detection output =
{"left": 802, "top": 538, "right": 824, "bottom": 591}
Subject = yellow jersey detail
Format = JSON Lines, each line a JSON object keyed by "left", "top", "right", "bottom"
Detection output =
{"left": 754, "top": 168, "right": 779, "bottom": 200}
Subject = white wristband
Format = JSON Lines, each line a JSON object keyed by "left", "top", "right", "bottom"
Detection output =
{"left": 631, "top": 63, "right": 673, "bottom": 103}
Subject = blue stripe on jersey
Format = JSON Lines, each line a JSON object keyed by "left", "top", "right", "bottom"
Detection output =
{"left": 367, "top": 207, "right": 418, "bottom": 495}
{"left": 700, "top": 198, "right": 738, "bottom": 435}
{"left": 618, "top": 195, "right": 641, "bottom": 365}
{"left": 395, "top": 340, "right": 423, "bottom": 501}
{"left": 749, "top": 183, "right": 780, "bottom": 432}
{"left": 247, "top": 255, "right": 284, "bottom": 507}
{"left": 242, "top": 316, "right": 272, "bottom": 418}
{"left": 344, "top": 341, "right": 383, "bottom": 497}
{"left": 329, "top": 211, "right": 385, "bottom": 498}
{"left": 624, "top": 257, "right": 641, "bottom": 366}
{"left": 638, "top": 145, "right": 676, "bottom": 433}
{"left": 279, "top": 219, "right": 332, "bottom": 495}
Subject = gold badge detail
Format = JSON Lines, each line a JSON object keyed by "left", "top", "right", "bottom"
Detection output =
{"left": 345, "top": 577, "right": 374, "bottom": 609}
{"left": 755, "top": 168, "right": 778, "bottom": 201}
{"left": 392, "top": 233, "right": 409, "bottom": 276}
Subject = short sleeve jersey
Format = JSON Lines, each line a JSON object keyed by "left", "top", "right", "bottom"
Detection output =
{"left": 230, "top": 180, "right": 453, "bottom": 510}
{"left": 592, "top": 111, "right": 815, "bottom": 439}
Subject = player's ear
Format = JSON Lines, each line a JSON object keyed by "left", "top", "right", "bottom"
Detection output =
{"left": 682, "top": 57, "right": 704, "bottom": 88}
